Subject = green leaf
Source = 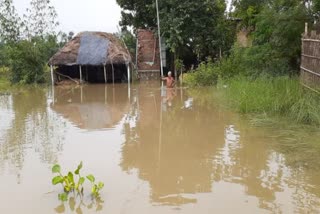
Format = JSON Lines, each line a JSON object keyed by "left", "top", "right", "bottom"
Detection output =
{"left": 74, "top": 161, "right": 83, "bottom": 175}
{"left": 74, "top": 169, "right": 79, "bottom": 175}
{"left": 78, "top": 177, "right": 85, "bottom": 185}
{"left": 78, "top": 161, "right": 83, "bottom": 170}
{"left": 58, "top": 192, "right": 68, "bottom": 201}
{"left": 52, "top": 176, "right": 63, "bottom": 185}
{"left": 91, "top": 185, "right": 97, "bottom": 194}
{"left": 86, "top": 174, "right": 95, "bottom": 183}
{"left": 67, "top": 172, "right": 74, "bottom": 183}
{"left": 52, "top": 164, "right": 61, "bottom": 173}
{"left": 98, "top": 182, "right": 104, "bottom": 190}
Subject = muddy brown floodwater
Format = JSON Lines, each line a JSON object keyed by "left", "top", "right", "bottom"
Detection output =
{"left": 0, "top": 82, "right": 320, "bottom": 213}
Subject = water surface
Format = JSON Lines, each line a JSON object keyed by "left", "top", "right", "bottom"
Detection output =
{"left": 0, "top": 83, "right": 320, "bottom": 213}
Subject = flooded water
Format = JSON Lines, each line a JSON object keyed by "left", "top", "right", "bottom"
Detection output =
{"left": 0, "top": 83, "right": 320, "bottom": 213}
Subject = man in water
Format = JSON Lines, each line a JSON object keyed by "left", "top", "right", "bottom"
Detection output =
{"left": 161, "top": 71, "right": 176, "bottom": 107}
{"left": 162, "top": 71, "right": 175, "bottom": 88}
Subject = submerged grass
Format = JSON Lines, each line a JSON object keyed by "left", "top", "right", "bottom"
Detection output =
{"left": 219, "top": 76, "right": 320, "bottom": 126}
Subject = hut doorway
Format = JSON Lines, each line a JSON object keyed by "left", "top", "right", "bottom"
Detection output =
{"left": 56, "top": 64, "right": 129, "bottom": 84}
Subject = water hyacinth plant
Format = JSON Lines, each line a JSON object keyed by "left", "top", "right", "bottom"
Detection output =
{"left": 51, "top": 161, "right": 104, "bottom": 201}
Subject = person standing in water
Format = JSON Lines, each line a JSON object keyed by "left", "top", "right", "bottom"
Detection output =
{"left": 162, "top": 71, "right": 175, "bottom": 88}
{"left": 161, "top": 71, "right": 176, "bottom": 107}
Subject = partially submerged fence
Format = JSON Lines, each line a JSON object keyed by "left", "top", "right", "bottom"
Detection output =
{"left": 301, "top": 27, "right": 320, "bottom": 93}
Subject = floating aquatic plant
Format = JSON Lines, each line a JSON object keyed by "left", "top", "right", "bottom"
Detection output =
{"left": 51, "top": 162, "right": 104, "bottom": 201}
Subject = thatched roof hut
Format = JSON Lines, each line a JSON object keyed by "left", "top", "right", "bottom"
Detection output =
{"left": 49, "top": 31, "right": 132, "bottom": 84}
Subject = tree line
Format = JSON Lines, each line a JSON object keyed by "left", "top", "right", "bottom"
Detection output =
{"left": 0, "top": 0, "right": 73, "bottom": 84}
{"left": 117, "top": 0, "right": 320, "bottom": 79}
{"left": 1, "top": 0, "right": 320, "bottom": 85}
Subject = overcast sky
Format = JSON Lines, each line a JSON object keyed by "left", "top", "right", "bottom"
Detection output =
{"left": 14, "top": 0, "right": 122, "bottom": 34}
{"left": 13, "top": 0, "right": 232, "bottom": 34}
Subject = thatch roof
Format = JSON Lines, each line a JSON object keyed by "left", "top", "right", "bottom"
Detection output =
{"left": 49, "top": 31, "right": 131, "bottom": 66}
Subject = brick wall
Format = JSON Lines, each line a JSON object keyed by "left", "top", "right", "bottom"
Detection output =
{"left": 137, "top": 29, "right": 161, "bottom": 79}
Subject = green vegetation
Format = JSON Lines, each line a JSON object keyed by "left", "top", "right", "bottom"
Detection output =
{"left": 182, "top": 0, "right": 320, "bottom": 127}
{"left": 0, "top": 67, "right": 10, "bottom": 92}
{"left": 51, "top": 162, "right": 104, "bottom": 201}
{"left": 117, "top": 0, "right": 235, "bottom": 60}
{"left": 0, "top": 0, "right": 67, "bottom": 86}
{"left": 86, "top": 174, "right": 105, "bottom": 197}
{"left": 220, "top": 77, "right": 320, "bottom": 126}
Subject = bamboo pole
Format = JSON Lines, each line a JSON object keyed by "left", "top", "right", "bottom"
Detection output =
{"left": 111, "top": 63, "right": 115, "bottom": 85}
{"left": 156, "top": 0, "right": 164, "bottom": 77}
{"left": 104, "top": 65, "right": 107, "bottom": 83}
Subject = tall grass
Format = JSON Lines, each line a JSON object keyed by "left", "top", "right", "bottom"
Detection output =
{"left": 221, "top": 76, "right": 320, "bottom": 126}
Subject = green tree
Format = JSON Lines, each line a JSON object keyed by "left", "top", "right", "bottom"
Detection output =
{"left": 0, "top": 0, "right": 61, "bottom": 84}
{"left": 0, "top": 0, "right": 22, "bottom": 42}
{"left": 22, "top": 0, "right": 59, "bottom": 39}
{"left": 117, "top": 0, "right": 235, "bottom": 60}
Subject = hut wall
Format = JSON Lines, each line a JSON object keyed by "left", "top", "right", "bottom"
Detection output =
{"left": 301, "top": 30, "right": 320, "bottom": 93}
{"left": 137, "top": 29, "right": 161, "bottom": 80}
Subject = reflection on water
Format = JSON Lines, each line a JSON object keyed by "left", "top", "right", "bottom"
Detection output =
{"left": 51, "top": 85, "right": 130, "bottom": 130}
{"left": 54, "top": 196, "right": 104, "bottom": 214}
{"left": 0, "top": 83, "right": 320, "bottom": 213}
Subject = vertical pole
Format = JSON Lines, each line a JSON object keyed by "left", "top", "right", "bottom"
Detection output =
{"left": 104, "top": 65, "right": 107, "bottom": 83}
{"left": 50, "top": 65, "right": 54, "bottom": 85}
{"left": 79, "top": 65, "right": 82, "bottom": 84}
{"left": 156, "top": 0, "right": 164, "bottom": 77}
{"left": 111, "top": 63, "right": 115, "bottom": 85}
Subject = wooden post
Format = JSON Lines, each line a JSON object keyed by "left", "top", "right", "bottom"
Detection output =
{"left": 50, "top": 65, "right": 54, "bottom": 85}
{"left": 111, "top": 63, "right": 115, "bottom": 85}
{"left": 79, "top": 65, "right": 82, "bottom": 84}
{"left": 104, "top": 65, "right": 107, "bottom": 83}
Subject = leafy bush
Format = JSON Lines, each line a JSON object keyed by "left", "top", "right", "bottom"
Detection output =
{"left": 5, "top": 35, "right": 59, "bottom": 84}
{"left": 184, "top": 59, "right": 219, "bottom": 86}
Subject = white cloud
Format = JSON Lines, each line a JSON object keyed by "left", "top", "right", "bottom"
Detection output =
{"left": 13, "top": 0, "right": 121, "bottom": 34}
